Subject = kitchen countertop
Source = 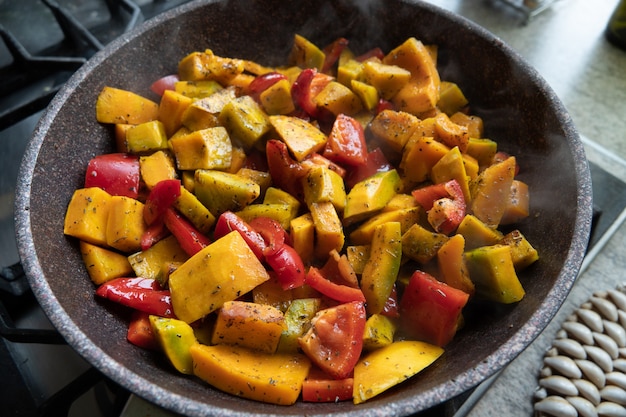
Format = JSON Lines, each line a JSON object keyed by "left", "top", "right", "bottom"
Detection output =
{"left": 122, "top": 0, "right": 626, "bottom": 415}
{"left": 429, "top": 0, "right": 626, "bottom": 415}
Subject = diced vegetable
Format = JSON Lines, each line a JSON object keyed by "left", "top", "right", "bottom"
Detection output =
{"left": 84, "top": 153, "right": 141, "bottom": 199}
{"left": 149, "top": 316, "right": 197, "bottom": 374}
{"left": 80, "top": 240, "right": 133, "bottom": 285}
{"left": 64, "top": 187, "right": 112, "bottom": 247}
{"left": 96, "top": 86, "right": 159, "bottom": 124}
{"left": 95, "top": 277, "right": 175, "bottom": 318}
{"left": 211, "top": 300, "right": 286, "bottom": 353}
{"left": 465, "top": 244, "right": 525, "bottom": 303}
{"left": 399, "top": 270, "right": 469, "bottom": 347}
{"left": 302, "top": 367, "right": 354, "bottom": 403}
{"left": 298, "top": 301, "right": 366, "bottom": 379}
{"left": 190, "top": 343, "right": 311, "bottom": 405}
{"left": 168, "top": 231, "right": 271, "bottom": 323}
{"left": 360, "top": 222, "right": 402, "bottom": 315}
{"left": 353, "top": 340, "right": 443, "bottom": 404}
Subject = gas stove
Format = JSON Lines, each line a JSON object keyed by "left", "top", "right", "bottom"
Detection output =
{"left": 1, "top": 1, "right": 625, "bottom": 417}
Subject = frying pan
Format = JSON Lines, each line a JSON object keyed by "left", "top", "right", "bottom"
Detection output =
{"left": 15, "top": 0, "right": 593, "bottom": 415}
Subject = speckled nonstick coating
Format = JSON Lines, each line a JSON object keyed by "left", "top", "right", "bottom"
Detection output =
{"left": 15, "top": 0, "right": 592, "bottom": 415}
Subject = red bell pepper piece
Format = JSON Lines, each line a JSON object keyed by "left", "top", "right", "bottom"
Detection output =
{"left": 266, "top": 139, "right": 307, "bottom": 201}
{"left": 143, "top": 179, "right": 181, "bottom": 226}
{"left": 321, "top": 37, "right": 349, "bottom": 74}
{"left": 355, "top": 47, "right": 385, "bottom": 62}
{"left": 127, "top": 311, "right": 160, "bottom": 350}
{"left": 376, "top": 98, "right": 395, "bottom": 114}
{"left": 246, "top": 72, "right": 288, "bottom": 102}
{"left": 84, "top": 153, "right": 141, "bottom": 199}
{"left": 264, "top": 244, "right": 306, "bottom": 290}
{"left": 302, "top": 367, "right": 353, "bottom": 402}
{"left": 399, "top": 270, "right": 469, "bottom": 347}
{"left": 163, "top": 208, "right": 211, "bottom": 256}
{"left": 213, "top": 211, "right": 267, "bottom": 261}
{"left": 304, "top": 267, "right": 365, "bottom": 303}
{"left": 344, "top": 147, "right": 393, "bottom": 189}
{"left": 291, "top": 68, "right": 333, "bottom": 118}
{"left": 298, "top": 301, "right": 366, "bottom": 379}
{"left": 150, "top": 74, "right": 179, "bottom": 96}
{"left": 140, "top": 220, "right": 170, "bottom": 251}
{"left": 96, "top": 277, "right": 175, "bottom": 318}
{"left": 248, "top": 216, "right": 292, "bottom": 249}
{"left": 322, "top": 114, "right": 368, "bottom": 166}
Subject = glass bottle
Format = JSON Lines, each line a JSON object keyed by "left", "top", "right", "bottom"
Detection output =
{"left": 606, "top": 0, "right": 626, "bottom": 50}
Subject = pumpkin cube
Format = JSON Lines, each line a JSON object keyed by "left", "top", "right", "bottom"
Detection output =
{"left": 125, "top": 120, "right": 169, "bottom": 154}
{"left": 269, "top": 115, "right": 327, "bottom": 161}
{"left": 158, "top": 90, "right": 193, "bottom": 137}
{"left": 80, "top": 240, "right": 133, "bottom": 285}
{"left": 169, "top": 231, "right": 271, "bottom": 323}
{"left": 310, "top": 201, "right": 344, "bottom": 260}
{"left": 290, "top": 213, "right": 315, "bottom": 266}
{"left": 174, "top": 80, "right": 223, "bottom": 98}
{"left": 128, "top": 235, "right": 189, "bottom": 282}
{"left": 63, "top": 187, "right": 112, "bottom": 247}
{"left": 211, "top": 300, "right": 286, "bottom": 353}
{"left": 173, "top": 186, "right": 216, "bottom": 234}
{"left": 170, "top": 126, "right": 232, "bottom": 171}
{"left": 219, "top": 95, "right": 271, "bottom": 149}
{"left": 95, "top": 86, "right": 159, "bottom": 125}
{"left": 260, "top": 78, "right": 295, "bottom": 115}
{"left": 194, "top": 169, "right": 261, "bottom": 216}
{"left": 313, "top": 81, "right": 363, "bottom": 116}
{"left": 105, "top": 196, "right": 146, "bottom": 253}
{"left": 362, "top": 61, "right": 411, "bottom": 100}
{"left": 302, "top": 166, "right": 346, "bottom": 212}
{"left": 139, "top": 150, "right": 178, "bottom": 190}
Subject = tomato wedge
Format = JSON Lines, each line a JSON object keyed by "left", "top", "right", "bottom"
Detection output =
{"left": 399, "top": 270, "right": 469, "bottom": 347}
{"left": 298, "top": 301, "right": 366, "bottom": 379}
{"left": 323, "top": 114, "right": 368, "bottom": 166}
